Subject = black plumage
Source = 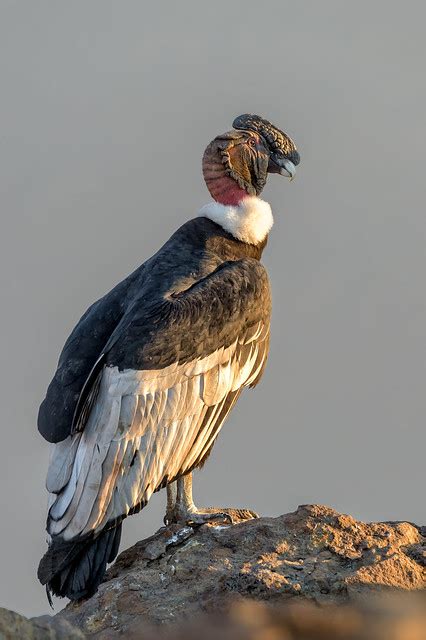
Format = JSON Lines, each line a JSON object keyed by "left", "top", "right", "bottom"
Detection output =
{"left": 37, "top": 114, "right": 299, "bottom": 602}
{"left": 38, "top": 218, "right": 265, "bottom": 443}
{"left": 38, "top": 218, "right": 270, "bottom": 600}
{"left": 38, "top": 524, "right": 121, "bottom": 601}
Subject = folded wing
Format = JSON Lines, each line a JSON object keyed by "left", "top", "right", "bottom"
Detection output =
{"left": 46, "top": 258, "right": 271, "bottom": 541}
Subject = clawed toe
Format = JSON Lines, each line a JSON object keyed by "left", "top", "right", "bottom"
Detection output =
{"left": 165, "top": 507, "right": 259, "bottom": 527}
{"left": 167, "top": 508, "right": 234, "bottom": 526}
{"left": 234, "top": 508, "right": 259, "bottom": 520}
{"left": 164, "top": 476, "right": 257, "bottom": 529}
{"left": 163, "top": 512, "right": 174, "bottom": 526}
{"left": 186, "top": 510, "right": 233, "bottom": 526}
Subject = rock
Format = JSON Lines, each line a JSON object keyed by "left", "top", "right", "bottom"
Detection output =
{"left": 141, "top": 596, "right": 426, "bottom": 640}
{"left": 55, "top": 504, "right": 425, "bottom": 637}
{"left": 0, "top": 606, "right": 83, "bottom": 639}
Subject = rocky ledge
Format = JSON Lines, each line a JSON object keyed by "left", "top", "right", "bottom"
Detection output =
{"left": 1, "top": 505, "right": 424, "bottom": 639}
{"left": 56, "top": 504, "right": 425, "bottom": 637}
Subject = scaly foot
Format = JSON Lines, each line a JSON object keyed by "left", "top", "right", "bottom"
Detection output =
{"left": 164, "top": 477, "right": 258, "bottom": 526}
{"left": 167, "top": 503, "right": 233, "bottom": 526}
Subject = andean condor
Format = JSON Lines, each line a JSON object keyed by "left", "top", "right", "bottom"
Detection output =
{"left": 37, "top": 114, "right": 300, "bottom": 601}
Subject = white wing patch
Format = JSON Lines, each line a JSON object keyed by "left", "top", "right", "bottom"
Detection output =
{"left": 47, "top": 322, "right": 269, "bottom": 541}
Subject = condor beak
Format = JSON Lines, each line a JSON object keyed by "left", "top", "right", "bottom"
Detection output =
{"left": 279, "top": 159, "right": 296, "bottom": 181}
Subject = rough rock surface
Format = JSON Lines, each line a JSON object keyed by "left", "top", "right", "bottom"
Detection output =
{"left": 1, "top": 505, "right": 424, "bottom": 638}
{"left": 54, "top": 504, "right": 425, "bottom": 637}
{"left": 0, "top": 606, "right": 83, "bottom": 639}
{"left": 125, "top": 597, "right": 426, "bottom": 640}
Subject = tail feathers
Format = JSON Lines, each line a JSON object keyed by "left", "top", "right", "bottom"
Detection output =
{"left": 38, "top": 524, "right": 122, "bottom": 601}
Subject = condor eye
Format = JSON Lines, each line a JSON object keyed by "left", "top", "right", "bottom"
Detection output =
{"left": 248, "top": 138, "right": 256, "bottom": 147}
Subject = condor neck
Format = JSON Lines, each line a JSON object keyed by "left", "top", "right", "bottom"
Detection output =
{"left": 202, "top": 151, "right": 248, "bottom": 206}
{"left": 199, "top": 196, "right": 273, "bottom": 246}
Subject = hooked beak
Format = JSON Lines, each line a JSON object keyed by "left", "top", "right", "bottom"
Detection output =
{"left": 279, "top": 159, "right": 296, "bottom": 181}
{"left": 267, "top": 154, "right": 297, "bottom": 181}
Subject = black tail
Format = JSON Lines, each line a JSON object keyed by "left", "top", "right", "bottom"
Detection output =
{"left": 37, "top": 524, "right": 122, "bottom": 601}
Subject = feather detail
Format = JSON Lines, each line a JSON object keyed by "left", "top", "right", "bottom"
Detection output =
{"left": 45, "top": 318, "right": 269, "bottom": 540}
{"left": 199, "top": 196, "right": 273, "bottom": 245}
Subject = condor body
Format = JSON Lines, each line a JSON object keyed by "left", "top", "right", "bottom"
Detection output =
{"left": 37, "top": 114, "right": 300, "bottom": 600}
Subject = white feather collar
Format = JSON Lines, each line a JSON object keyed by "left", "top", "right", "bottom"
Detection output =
{"left": 199, "top": 196, "right": 273, "bottom": 245}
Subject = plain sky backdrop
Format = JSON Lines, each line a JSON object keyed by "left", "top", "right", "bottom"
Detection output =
{"left": 0, "top": 0, "right": 425, "bottom": 618}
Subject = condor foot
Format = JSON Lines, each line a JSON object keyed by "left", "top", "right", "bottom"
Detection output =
{"left": 164, "top": 505, "right": 258, "bottom": 526}
{"left": 164, "top": 475, "right": 258, "bottom": 527}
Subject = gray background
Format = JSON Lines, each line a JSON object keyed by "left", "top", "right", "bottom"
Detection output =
{"left": 0, "top": 0, "right": 424, "bottom": 618}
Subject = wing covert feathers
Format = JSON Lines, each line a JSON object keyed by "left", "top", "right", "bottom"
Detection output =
{"left": 46, "top": 320, "right": 269, "bottom": 541}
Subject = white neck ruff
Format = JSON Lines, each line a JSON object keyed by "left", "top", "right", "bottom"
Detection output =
{"left": 199, "top": 196, "right": 273, "bottom": 245}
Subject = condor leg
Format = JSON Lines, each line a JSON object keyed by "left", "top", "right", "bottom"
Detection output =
{"left": 165, "top": 473, "right": 258, "bottom": 526}
{"left": 163, "top": 481, "right": 177, "bottom": 525}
